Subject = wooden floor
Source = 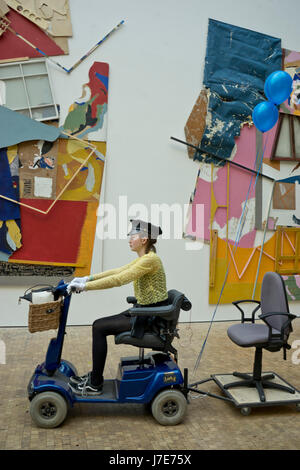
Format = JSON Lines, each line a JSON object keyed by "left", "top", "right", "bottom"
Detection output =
{"left": 0, "top": 320, "right": 299, "bottom": 450}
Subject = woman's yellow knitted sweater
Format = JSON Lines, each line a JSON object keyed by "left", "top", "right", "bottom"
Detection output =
{"left": 84, "top": 251, "right": 168, "bottom": 305}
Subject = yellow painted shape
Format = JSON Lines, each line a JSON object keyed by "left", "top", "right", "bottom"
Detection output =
{"left": 57, "top": 140, "right": 105, "bottom": 201}
{"left": 73, "top": 201, "right": 99, "bottom": 277}
{"left": 6, "top": 145, "right": 18, "bottom": 164}
{"left": 6, "top": 220, "right": 22, "bottom": 249}
{"left": 209, "top": 234, "right": 277, "bottom": 304}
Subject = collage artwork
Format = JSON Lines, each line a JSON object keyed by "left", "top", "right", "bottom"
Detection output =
{"left": 1, "top": 3, "right": 300, "bottom": 306}
{"left": 0, "top": 0, "right": 109, "bottom": 277}
{"left": 183, "top": 19, "right": 300, "bottom": 303}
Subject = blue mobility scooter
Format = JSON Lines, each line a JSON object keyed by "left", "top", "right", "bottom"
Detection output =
{"left": 24, "top": 281, "right": 192, "bottom": 428}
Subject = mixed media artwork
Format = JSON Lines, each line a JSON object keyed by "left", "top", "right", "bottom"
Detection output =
{"left": 182, "top": 19, "right": 300, "bottom": 304}
{"left": 0, "top": 3, "right": 114, "bottom": 278}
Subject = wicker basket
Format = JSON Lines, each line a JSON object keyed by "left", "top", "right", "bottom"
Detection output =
{"left": 28, "top": 298, "right": 62, "bottom": 333}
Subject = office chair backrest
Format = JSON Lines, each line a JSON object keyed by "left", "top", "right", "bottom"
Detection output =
{"left": 260, "top": 272, "right": 290, "bottom": 335}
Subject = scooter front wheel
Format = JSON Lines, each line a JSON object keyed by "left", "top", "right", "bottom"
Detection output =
{"left": 30, "top": 391, "right": 68, "bottom": 429}
{"left": 151, "top": 389, "right": 187, "bottom": 426}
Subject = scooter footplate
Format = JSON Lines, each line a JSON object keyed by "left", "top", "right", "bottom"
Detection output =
{"left": 73, "top": 379, "right": 118, "bottom": 403}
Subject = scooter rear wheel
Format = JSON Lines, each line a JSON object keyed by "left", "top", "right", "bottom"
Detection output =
{"left": 151, "top": 389, "right": 187, "bottom": 426}
{"left": 30, "top": 391, "right": 68, "bottom": 429}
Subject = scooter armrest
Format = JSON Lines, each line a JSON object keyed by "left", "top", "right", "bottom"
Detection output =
{"left": 128, "top": 305, "right": 174, "bottom": 318}
{"left": 126, "top": 296, "right": 137, "bottom": 305}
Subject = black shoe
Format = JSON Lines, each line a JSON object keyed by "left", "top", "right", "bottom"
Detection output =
{"left": 69, "top": 372, "right": 90, "bottom": 386}
{"left": 69, "top": 375, "right": 103, "bottom": 396}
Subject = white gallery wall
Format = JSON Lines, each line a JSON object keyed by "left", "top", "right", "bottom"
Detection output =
{"left": 1, "top": 0, "right": 300, "bottom": 326}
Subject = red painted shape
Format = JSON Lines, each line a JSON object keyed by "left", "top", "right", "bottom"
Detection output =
{"left": 10, "top": 199, "right": 87, "bottom": 264}
{"left": 0, "top": 9, "right": 65, "bottom": 60}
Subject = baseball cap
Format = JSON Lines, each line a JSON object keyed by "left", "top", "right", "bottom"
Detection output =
{"left": 127, "top": 219, "right": 162, "bottom": 239}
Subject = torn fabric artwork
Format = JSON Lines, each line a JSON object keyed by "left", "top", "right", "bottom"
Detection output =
{"left": 193, "top": 19, "right": 282, "bottom": 163}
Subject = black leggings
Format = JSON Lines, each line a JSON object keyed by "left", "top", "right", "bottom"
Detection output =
{"left": 91, "top": 310, "right": 132, "bottom": 386}
{"left": 91, "top": 299, "right": 169, "bottom": 386}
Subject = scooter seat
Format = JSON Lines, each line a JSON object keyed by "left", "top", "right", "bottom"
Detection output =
{"left": 115, "top": 331, "right": 165, "bottom": 349}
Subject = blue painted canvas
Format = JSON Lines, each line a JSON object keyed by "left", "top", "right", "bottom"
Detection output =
{"left": 194, "top": 19, "right": 282, "bottom": 163}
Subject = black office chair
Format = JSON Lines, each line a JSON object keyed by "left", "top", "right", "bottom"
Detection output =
{"left": 224, "top": 271, "right": 298, "bottom": 403}
{"left": 115, "top": 290, "right": 192, "bottom": 363}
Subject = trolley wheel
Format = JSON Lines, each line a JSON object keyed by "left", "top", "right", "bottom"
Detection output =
{"left": 151, "top": 389, "right": 187, "bottom": 426}
{"left": 240, "top": 406, "right": 252, "bottom": 416}
{"left": 296, "top": 403, "right": 300, "bottom": 411}
{"left": 30, "top": 391, "right": 68, "bottom": 429}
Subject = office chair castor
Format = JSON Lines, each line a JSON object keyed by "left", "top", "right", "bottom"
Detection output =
{"left": 240, "top": 406, "right": 252, "bottom": 416}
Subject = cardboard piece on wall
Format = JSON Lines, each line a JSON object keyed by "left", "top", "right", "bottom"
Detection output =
{"left": 0, "top": 15, "right": 10, "bottom": 36}
{"left": 25, "top": 0, "right": 73, "bottom": 37}
{"left": 6, "top": 0, "right": 73, "bottom": 37}
{"left": 6, "top": 0, "right": 49, "bottom": 30}
{"left": 18, "top": 139, "right": 59, "bottom": 199}
{"left": 184, "top": 89, "right": 208, "bottom": 159}
{"left": 0, "top": 0, "right": 9, "bottom": 17}
{"left": 273, "top": 182, "right": 296, "bottom": 210}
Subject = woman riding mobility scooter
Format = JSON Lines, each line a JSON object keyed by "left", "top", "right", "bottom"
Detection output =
{"left": 23, "top": 219, "right": 192, "bottom": 428}
{"left": 24, "top": 281, "right": 192, "bottom": 428}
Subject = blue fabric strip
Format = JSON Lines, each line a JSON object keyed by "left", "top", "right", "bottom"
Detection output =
{"left": 0, "top": 148, "right": 20, "bottom": 221}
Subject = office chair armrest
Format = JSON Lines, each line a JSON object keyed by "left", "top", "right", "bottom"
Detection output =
{"left": 259, "top": 312, "right": 297, "bottom": 341}
{"left": 128, "top": 305, "right": 175, "bottom": 318}
{"left": 258, "top": 312, "right": 297, "bottom": 340}
{"left": 232, "top": 300, "right": 261, "bottom": 323}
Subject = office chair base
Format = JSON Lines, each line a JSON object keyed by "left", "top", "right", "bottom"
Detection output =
{"left": 211, "top": 372, "right": 300, "bottom": 412}
{"left": 223, "top": 372, "right": 296, "bottom": 403}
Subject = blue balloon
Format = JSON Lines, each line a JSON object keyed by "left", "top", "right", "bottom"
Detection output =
{"left": 252, "top": 101, "right": 279, "bottom": 133}
{"left": 264, "top": 71, "right": 293, "bottom": 105}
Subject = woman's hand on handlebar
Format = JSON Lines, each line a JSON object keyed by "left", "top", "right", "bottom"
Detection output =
{"left": 67, "top": 278, "right": 87, "bottom": 294}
